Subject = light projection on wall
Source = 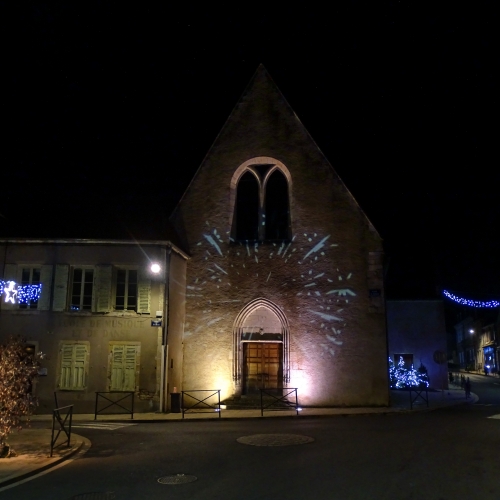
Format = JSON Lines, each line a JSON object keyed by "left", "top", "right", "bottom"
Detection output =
{"left": 184, "top": 224, "right": 357, "bottom": 359}
{"left": 0, "top": 281, "right": 42, "bottom": 304}
{"left": 443, "top": 290, "right": 500, "bottom": 308}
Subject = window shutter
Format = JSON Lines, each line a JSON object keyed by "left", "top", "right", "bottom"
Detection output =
{"left": 124, "top": 345, "right": 138, "bottom": 391}
{"left": 59, "top": 344, "right": 74, "bottom": 389}
{"left": 110, "top": 344, "right": 139, "bottom": 391}
{"left": 2, "top": 264, "right": 17, "bottom": 281}
{"left": 52, "top": 265, "right": 69, "bottom": 311}
{"left": 74, "top": 344, "right": 88, "bottom": 388}
{"left": 94, "top": 265, "right": 112, "bottom": 312}
{"left": 111, "top": 345, "right": 125, "bottom": 390}
{"left": 137, "top": 270, "right": 151, "bottom": 314}
{"left": 60, "top": 343, "right": 88, "bottom": 390}
{"left": 37, "top": 265, "right": 53, "bottom": 311}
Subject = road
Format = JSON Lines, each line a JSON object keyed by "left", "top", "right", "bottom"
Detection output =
{"left": 5, "top": 378, "right": 500, "bottom": 500}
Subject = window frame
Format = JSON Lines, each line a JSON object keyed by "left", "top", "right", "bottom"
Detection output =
{"left": 230, "top": 159, "right": 292, "bottom": 243}
{"left": 57, "top": 341, "right": 90, "bottom": 391}
{"left": 114, "top": 268, "right": 139, "bottom": 312}
{"left": 69, "top": 267, "right": 95, "bottom": 312}
{"left": 108, "top": 341, "right": 141, "bottom": 392}
{"left": 19, "top": 267, "right": 41, "bottom": 309}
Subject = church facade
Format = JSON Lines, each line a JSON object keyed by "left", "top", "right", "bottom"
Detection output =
{"left": 170, "top": 66, "right": 388, "bottom": 407}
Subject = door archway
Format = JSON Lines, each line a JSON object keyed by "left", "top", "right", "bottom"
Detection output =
{"left": 232, "top": 298, "right": 290, "bottom": 394}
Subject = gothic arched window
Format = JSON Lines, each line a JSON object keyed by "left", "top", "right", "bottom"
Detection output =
{"left": 232, "top": 162, "right": 291, "bottom": 243}
{"left": 265, "top": 169, "right": 289, "bottom": 241}
{"left": 235, "top": 171, "right": 259, "bottom": 241}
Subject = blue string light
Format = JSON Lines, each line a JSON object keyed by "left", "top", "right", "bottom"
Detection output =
{"left": 389, "top": 357, "right": 429, "bottom": 389}
{"left": 443, "top": 290, "right": 500, "bottom": 308}
{"left": 0, "top": 280, "right": 42, "bottom": 304}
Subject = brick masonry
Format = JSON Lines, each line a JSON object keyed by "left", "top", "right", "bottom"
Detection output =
{"left": 171, "top": 66, "right": 389, "bottom": 407}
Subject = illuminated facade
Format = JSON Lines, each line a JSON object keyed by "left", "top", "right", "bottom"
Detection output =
{"left": 0, "top": 239, "right": 187, "bottom": 413}
{"left": 171, "top": 66, "right": 389, "bottom": 406}
{"left": 0, "top": 66, "right": 390, "bottom": 412}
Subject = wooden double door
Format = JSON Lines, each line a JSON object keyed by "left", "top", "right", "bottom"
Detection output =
{"left": 243, "top": 342, "right": 283, "bottom": 394}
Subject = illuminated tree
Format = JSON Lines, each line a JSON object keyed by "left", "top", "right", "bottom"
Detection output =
{"left": 389, "top": 356, "right": 430, "bottom": 389}
{"left": 0, "top": 336, "right": 40, "bottom": 457}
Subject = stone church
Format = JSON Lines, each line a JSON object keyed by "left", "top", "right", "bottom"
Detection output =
{"left": 170, "top": 65, "right": 388, "bottom": 407}
{"left": 0, "top": 65, "right": 389, "bottom": 412}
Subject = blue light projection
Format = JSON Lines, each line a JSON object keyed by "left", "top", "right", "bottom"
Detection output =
{"left": 0, "top": 281, "right": 42, "bottom": 304}
{"left": 443, "top": 290, "right": 500, "bottom": 308}
{"left": 185, "top": 225, "right": 356, "bottom": 358}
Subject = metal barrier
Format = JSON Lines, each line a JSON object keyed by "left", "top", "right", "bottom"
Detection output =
{"left": 409, "top": 386, "right": 429, "bottom": 409}
{"left": 181, "top": 390, "right": 221, "bottom": 419}
{"left": 51, "top": 404, "right": 73, "bottom": 457}
{"left": 260, "top": 388, "right": 300, "bottom": 416}
{"left": 94, "top": 391, "right": 134, "bottom": 420}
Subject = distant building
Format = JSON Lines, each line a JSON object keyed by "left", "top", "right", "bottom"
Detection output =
{"left": 386, "top": 300, "right": 448, "bottom": 390}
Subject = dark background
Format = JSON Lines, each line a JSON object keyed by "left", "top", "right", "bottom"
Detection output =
{"left": 1, "top": 3, "right": 498, "bottom": 301}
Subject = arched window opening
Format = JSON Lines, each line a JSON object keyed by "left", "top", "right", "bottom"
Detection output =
{"left": 235, "top": 171, "right": 259, "bottom": 241}
{"left": 230, "top": 158, "right": 292, "bottom": 244}
{"left": 265, "top": 169, "right": 290, "bottom": 241}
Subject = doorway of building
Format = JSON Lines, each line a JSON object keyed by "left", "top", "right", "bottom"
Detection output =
{"left": 242, "top": 342, "right": 283, "bottom": 394}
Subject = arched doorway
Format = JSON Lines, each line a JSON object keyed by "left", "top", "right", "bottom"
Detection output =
{"left": 232, "top": 298, "right": 290, "bottom": 395}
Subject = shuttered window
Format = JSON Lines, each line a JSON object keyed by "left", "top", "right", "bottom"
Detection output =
{"left": 59, "top": 343, "right": 89, "bottom": 390}
{"left": 109, "top": 343, "right": 140, "bottom": 391}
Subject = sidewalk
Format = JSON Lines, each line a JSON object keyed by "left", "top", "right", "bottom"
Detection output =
{"left": 0, "top": 429, "right": 91, "bottom": 492}
{"left": 0, "top": 388, "right": 476, "bottom": 490}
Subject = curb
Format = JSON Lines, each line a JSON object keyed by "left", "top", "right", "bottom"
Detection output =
{"left": 0, "top": 435, "right": 91, "bottom": 490}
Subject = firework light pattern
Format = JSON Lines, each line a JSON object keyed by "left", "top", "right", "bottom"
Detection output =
{"left": 183, "top": 223, "right": 357, "bottom": 358}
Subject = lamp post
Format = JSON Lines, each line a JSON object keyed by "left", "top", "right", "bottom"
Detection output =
{"left": 150, "top": 260, "right": 167, "bottom": 412}
{"left": 469, "top": 329, "right": 476, "bottom": 372}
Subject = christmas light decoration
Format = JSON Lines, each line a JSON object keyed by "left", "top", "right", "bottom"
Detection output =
{"left": 0, "top": 281, "right": 42, "bottom": 305}
{"left": 443, "top": 290, "right": 500, "bottom": 308}
{"left": 388, "top": 357, "right": 429, "bottom": 389}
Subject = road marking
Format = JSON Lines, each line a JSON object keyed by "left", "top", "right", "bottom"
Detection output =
{"left": 71, "top": 422, "right": 137, "bottom": 430}
{"left": 486, "top": 414, "right": 500, "bottom": 419}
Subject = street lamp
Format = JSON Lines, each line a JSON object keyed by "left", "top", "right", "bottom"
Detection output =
{"left": 150, "top": 263, "right": 161, "bottom": 274}
{"left": 469, "top": 329, "right": 476, "bottom": 372}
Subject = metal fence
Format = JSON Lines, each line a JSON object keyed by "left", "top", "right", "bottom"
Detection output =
{"left": 409, "top": 386, "right": 429, "bottom": 410}
{"left": 181, "top": 390, "right": 221, "bottom": 419}
{"left": 51, "top": 404, "right": 73, "bottom": 457}
{"left": 94, "top": 391, "right": 134, "bottom": 420}
{"left": 260, "top": 388, "right": 300, "bottom": 416}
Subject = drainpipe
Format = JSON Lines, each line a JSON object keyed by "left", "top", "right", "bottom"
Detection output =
{"left": 159, "top": 247, "right": 171, "bottom": 413}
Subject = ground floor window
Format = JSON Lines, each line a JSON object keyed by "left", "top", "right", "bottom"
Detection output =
{"left": 58, "top": 342, "right": 89, "bottom": 390}
{"left": 109, "top": 342, "right": 140, "bottom": 391}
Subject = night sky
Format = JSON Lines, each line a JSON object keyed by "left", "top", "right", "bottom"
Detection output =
{"left": 1, "top": 4, "right": 498, "bottom": 302}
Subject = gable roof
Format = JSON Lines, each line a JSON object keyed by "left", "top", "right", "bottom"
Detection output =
{"left": 171, "top": 64, "right": 381, "bottom": 238}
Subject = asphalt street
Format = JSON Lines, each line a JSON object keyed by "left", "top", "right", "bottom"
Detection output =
{"left": 5, "top": 377, "right": 500, "bottom": 500}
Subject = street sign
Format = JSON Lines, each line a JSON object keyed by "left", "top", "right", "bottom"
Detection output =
{"left": 433, "top": 350, "right": 447, "bottom": 364}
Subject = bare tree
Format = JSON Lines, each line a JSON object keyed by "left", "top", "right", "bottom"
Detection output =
{"left": 0, "top": 336, "right": 40, "bottom": 457}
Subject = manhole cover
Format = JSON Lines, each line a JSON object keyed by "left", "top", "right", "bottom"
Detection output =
{"left": 237, "top": 433, "right": 314, "bottom": 446}
{"left": 70, "top": 493, "right": 115, "bottom": 500}
{"left": 157, "top": 474, "right": 197, "bottom": 485}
